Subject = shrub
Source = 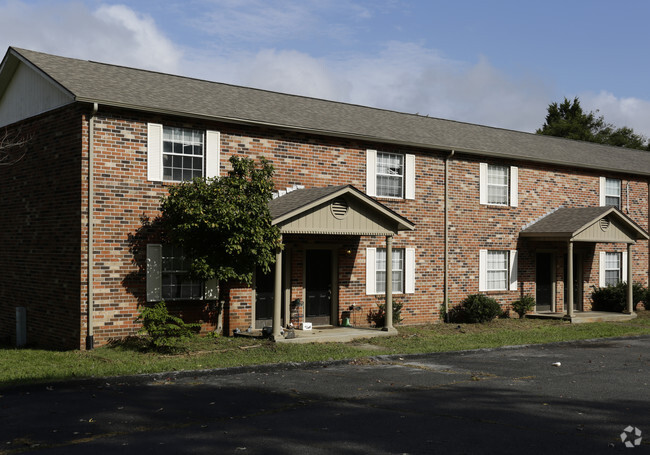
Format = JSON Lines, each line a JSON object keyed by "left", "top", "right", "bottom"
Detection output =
{"left": 454, "top": 294, "right": 502, "bottom": 323}
{"left": 512, "top": 294, "right": 536, "bottom": 318}
{"left": 136, "top": 301, "right": 201, "bottom": 351}
{"left": 367, "top": 300, "right": 403, "bottom": 327}
{"left": 591, "top": 282, "right": 646, "bottom": 312}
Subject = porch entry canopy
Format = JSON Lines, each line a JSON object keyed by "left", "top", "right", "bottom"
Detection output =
{"left": 266, "top": 184, "right": 415, "bottom": 340}
{"left": 519, "top": 206, "right": 648, "bottom": 318}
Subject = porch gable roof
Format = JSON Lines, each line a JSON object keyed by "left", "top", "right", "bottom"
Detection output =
{"left": 519, "top": 206, "right": 649, "bottom": 243}
{"left": 269, "top": 185, "right": 415, "bottom": 235}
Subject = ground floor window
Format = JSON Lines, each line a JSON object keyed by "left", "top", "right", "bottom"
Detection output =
{"left": 376, "top": 248, "right": 404, "bottom": 294}
{"left": 479, "top": 249, "right": 518, "bottom": 292}
{"left": 604, "top": 252, "right": 622, "bottom": 286}
{"left": 161, "top": 245, "right": 203, "bottom": 300}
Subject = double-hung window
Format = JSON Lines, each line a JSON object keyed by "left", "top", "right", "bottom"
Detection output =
{"left": 479, "top": 163, "right": 518, "bottom": 207}
{"left": 376, "top": 248, "right": 404, "bottom": 294}
{"left": 599, "top": 251, "right": 628, "bottom": 287}
{"left": 600, "top": 177, "right": 621, "bottom": 208}
{"left": 366, "top": 150, "right": 415, "bottom": 199}
{"left": 161, "top": 245, "right": 203, "bottom": 300}
{"left": 366, "top": 247, "right": 415, "bottom": 294}
{"left": 479, "top": 249, "right": 518, "bottom": 291}
{"left": 146, "top": 244, "right": 217, "bottom": 302}
{"left": 376, "top": 152, "right": 404, "bottom": 198}
{"left": 148, "top": 123, "right": 220, "bottom": 182}
{"left": 162, "top": 127, "right": 204, "bottom": 182}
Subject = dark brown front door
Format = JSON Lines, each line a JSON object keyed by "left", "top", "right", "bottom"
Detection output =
{"left": 536, "top": 253, "right": 553, "bottom": 312}
{"left": 305, "top": 249, "right": 332, "bottom": 325}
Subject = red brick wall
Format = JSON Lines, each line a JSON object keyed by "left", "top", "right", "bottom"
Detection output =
{"left": 3, "top": 105, "right": 648, "bottom": 349}
{"left": 0, "top": 105, "right": 83, "bottom": 349}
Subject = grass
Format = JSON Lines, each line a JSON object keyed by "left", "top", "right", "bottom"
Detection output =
{"left": 1, "top": 311, "right": 649, "bottom": 388}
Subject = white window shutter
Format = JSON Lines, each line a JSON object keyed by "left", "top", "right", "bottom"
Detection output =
{"left": 205, "top": 278, "right": 218, "bottom": 300}
{"left": 510, "top": 166, "right": 518, "bottom": 207}
{"left": 405, "top": 248, "right": 415, "bottom": 293}
{"left": 599, "top": 177, "right": 606, "bottom": 206}
{"left": 405, "top": 154, "right": 415, "bottom": 200}
{"left": 366, "top": 150, "right": 377, "bottom": 197}
{"left": 366, "top": 248, "right": 376, "bottom": 295}
{"left": 622, "top": 251, "right": 628, "bottom": 282}
{"left": 479, "top": 249, "right": 488, "bottom": 292}
{"left": 479, "top": 163, "right": 488, "bottom": 205}
{"left": 599, "top": 251, "right": 606, "bottom": 287}
{"left": 146, "top": 244, "right": 162, "bottom": 302}
{"left": 205, "top": 130, "right": 220, "bottom": 179}
{"left": 147, "top": 123, "right": 163, "bottom": 182}
{"left": 509, "top": 250, "right": 518, "bottom": 290}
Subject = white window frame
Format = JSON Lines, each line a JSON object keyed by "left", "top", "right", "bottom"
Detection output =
{"left": 366, "top": 247, "right": 415, "bottom": 295}
{"left": 479, "top": 163, "right": 518, "bottom": 207}
{"left": 599, "top": 251, "right": 628, "bottom": 287}
{"left": 366, "top": 150, "right": 415, "bottom": 199}
{"left": 599, "top": 177, "right": 621, "bottom": 208}
{"left": 146, "top": 244, "right": 217, "bottom": 302}
{"left": 479, "top": 249, "right": 518, "bottom": 291}
{"left": 148, "top": 123, "right": 220, "bottom": 182}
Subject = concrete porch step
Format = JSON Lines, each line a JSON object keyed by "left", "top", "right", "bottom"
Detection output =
{"left": 527, "top": 311, "right": 637, "bottom": 324}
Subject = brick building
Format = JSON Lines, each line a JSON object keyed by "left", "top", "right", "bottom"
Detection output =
{"left": 1, "top": 47, "right": 648, "bottom": 350}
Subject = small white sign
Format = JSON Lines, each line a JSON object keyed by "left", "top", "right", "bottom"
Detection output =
{"left": 300, "top": 322, "right": 312, "bottom": 331}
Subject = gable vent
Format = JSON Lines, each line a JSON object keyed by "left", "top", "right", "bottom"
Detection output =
{"left": 600, "top": 217, "right": 610, "bottom": 231}
{"left": 331, "top": 198, "right": 349, "bottom": 219}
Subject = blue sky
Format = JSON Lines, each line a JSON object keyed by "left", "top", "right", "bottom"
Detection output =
{"left": 2, "top": 0, "right": 650, "bottom": 137}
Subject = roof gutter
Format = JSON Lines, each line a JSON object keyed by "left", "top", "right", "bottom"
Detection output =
{"left": 86, "top": 102, "right": 98, "bottom": 350}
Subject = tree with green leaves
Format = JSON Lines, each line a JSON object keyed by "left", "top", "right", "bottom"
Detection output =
{"left": 536, "top": 97, "right": 649, "bottom": 151}
{"left": 160, "top": 156, "right": 281, "bottom": 287}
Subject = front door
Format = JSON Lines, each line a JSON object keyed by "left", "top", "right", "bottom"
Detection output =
{"left": 536, "top": 253, "right": 554, "bottom": 312}
{"left": 255, "top": 267, "right": 275, "bottom": 329}
{"left": 305, "top": 249, "right": 332, "bottom": 325}
{"left": 564, "top": 253, "right": 583, "bottom": 311}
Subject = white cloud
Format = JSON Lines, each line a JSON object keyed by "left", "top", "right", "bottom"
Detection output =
{"left": 580, "top": 91, "right": 650, "bottom": 138}
{"left": 0, "top": 1, "right": 182, "bottom": 73}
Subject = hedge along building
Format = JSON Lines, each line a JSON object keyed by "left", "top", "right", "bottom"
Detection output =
{"left": 0, "top": 47, "right": 649, "bottom": 349}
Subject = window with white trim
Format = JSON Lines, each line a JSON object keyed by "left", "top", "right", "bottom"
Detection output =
{"left": 376, "top": 152, "right": 404, "bottom": 198}
{"left": 162, "top": 127, "right": 204, "bottom": 182}
{"left": 604, "top": 178, "right": 621, "bottom": 208}
{"left": 148, "top": 123, "right": 220, "bottom": 182}
{"left": 376, "top": 248, "right": 404, "bottom": 294}
{"left": 365, "top": 247, "right": 415, "bottom": 295}
{"left": 604, "top": 252, "right": 622, "bottom": 286}
{"left": 479, "top": 249, "right": 518, "bottom": 291}
{"left": 161, "top": 245, "right": 203, "bottom": 300}
{"left": 479, "top": 163, "right": 518, "bottom": 207}
{"left": 366, "top": 150, "right": 415, "bottom": 199}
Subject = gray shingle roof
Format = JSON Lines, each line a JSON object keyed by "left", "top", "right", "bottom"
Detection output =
{"left": 520, "top": 206, "right": 648, "bottom": 239}
{"left": 7, "top": 47, "right": 650, "bottom": 176}
{"left": 268, "top": 185, "right": 347, "bottom": 220}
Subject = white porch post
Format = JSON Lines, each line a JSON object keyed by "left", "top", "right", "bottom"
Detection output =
{"left": 626, "top": 243, "right": 634, "bottom": 314}
{"left": 272, "top": 235, "right": 283, "bottom": 339}
{"left": 567, "top": 240, "right": 574, "bottom": 318}
{"left": 383, "top": 235, "right": 394, "bottom": 331}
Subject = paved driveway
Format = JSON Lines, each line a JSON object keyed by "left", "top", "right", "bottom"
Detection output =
{"left": 1, "top": 336, "right": 649, "bottom": 454}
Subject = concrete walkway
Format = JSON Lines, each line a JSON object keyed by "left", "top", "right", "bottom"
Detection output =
{"left": 527, "top": 310, "right": 637, "bottom": 323}
{"left": 236, "top": 326, "right": 397, "bottom": 343}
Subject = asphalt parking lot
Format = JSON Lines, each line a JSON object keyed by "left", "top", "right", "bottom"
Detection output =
{"left": 1, "top": 336, "right": 648, "bottom": 454}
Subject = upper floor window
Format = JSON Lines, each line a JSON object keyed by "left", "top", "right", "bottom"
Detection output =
{"left": 366, "top": 149, "right": 415, "bottom": 200}
{"left": 376, "top": 152, "right": 404, "bottom": 198}
{"left": 163, "top": 127, "right": 204, "bottom": 182}
{"left": 479, "top": 163, "right": 518, "bottom": 207}
{"left": 603, "top": 178, "right": 621, "bottom": 208}
{"left": 147, "top": 123, "right": 220, "bottom": 182}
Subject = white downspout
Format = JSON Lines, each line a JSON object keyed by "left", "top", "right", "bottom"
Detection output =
{"left": 444, "top": 150, "right": 455, "bottom": 322}
{"left": 87, "top": 103, "right": 98, "bottom": 350}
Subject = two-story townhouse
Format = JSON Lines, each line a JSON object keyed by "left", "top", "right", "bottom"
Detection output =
{"left": 0, "top": 47, "right": 648, "bottom": 350}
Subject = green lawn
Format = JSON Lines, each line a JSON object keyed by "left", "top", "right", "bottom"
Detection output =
{"left": 2, "top": 311, "right": 649, "bottom": 388}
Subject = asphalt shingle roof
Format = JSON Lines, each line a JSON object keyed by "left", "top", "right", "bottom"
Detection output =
{"left": 268, "top": 185, "right": 347, "bottom": 220}
{"left": 7, "top": 47, "right": 650, "bottom": 176}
